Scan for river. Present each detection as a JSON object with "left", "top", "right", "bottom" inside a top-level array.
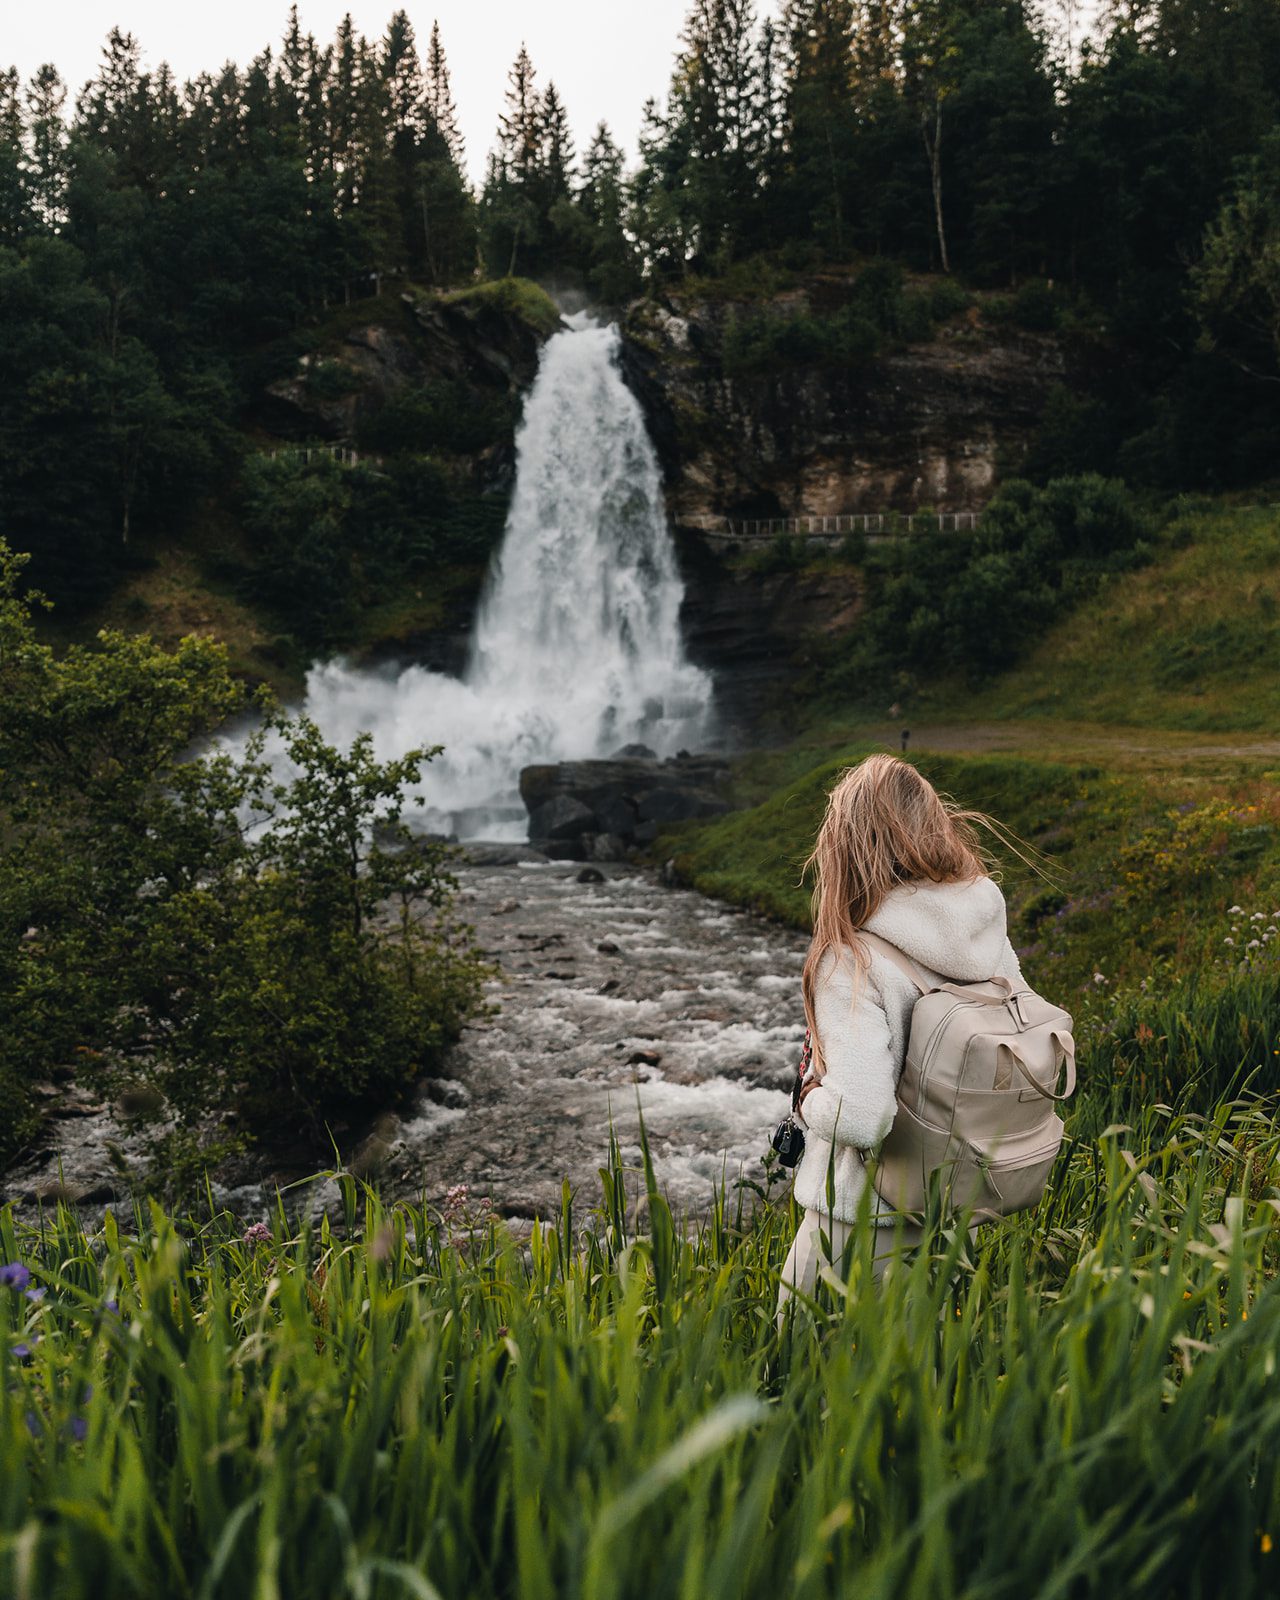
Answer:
[{"left": 4, "top": 855, "right": 808, "bottom": 1229}]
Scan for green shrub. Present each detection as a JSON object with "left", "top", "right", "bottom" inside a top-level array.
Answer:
[
  {"left": 928, "top": 277, "right": 973, "bottom": 322},
  {"left": 304, "top": 356, "right": 361, "bottom": 399},
  {"left": 835, "top": 474, "right": 1152, "bottom": 692},
  {"left": 237, "top": 452, "right": 505, "bottom": 648},
  {"left": 442, "top": 276, "right": 563, "bottom": 337},
  {"left": 1010, "top": 278, "right": 1060, "bottom": 331},
  {"left": 0, "top": 544, "right": 486, "bottom": 1185},
  {"left": 357, "top": 378, "right": 516, "bottom": 456},
  {"left": 720, "top": 261, "right": 947, "bottom": 377}
]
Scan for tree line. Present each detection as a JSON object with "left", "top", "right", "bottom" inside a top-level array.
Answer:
[{"left": 2, "top": 0, "right": 1279, "bottom": 612}]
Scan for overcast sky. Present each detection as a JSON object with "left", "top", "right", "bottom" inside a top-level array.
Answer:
[{"left": 5, "top": 2, "right": 797, "bottom": 186}]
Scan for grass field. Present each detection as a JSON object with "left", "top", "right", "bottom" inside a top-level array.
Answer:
[
  {"left": 803, "top": 498, "right": 1280, "bottom": 736},
  {"left": 3, "top": 1054, "right": 1280, "bottom": 1599}
]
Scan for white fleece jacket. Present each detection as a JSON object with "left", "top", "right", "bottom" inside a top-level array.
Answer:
[{"left": 791, "top": 874, "right": 1024, "bottom": 1224}]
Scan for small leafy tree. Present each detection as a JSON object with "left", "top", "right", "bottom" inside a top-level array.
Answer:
[{"left": 0, "top": 540, "right": 485, "bottom": 1180}]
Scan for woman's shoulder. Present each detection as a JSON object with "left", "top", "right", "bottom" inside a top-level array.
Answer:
[{"left": 813, "top": 936, "right": 906, "bottom": 1005}]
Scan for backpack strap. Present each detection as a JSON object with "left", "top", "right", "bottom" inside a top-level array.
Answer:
[{"left": 857, "top": 929, "right": 931, "bottom": 995}]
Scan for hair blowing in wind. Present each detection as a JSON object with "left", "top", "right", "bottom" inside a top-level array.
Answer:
[{"left": 800, "top": 755, "right": 999, "bottom": 1073}]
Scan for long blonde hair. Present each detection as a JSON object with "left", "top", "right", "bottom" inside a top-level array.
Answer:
[{"left": 800, "top": 754, "right": 997, "bottom": 1072}]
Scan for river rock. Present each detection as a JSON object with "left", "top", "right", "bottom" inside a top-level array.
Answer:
[
  {"left": 519, "top": 754, "right": 732, "bottom": 847},
  {"left": 462, "top": 842, "right": 550, "bottom": 866},
  {"left": 591, "top": 833, "right": 629, "bottom": 862},
  {"left": 528, "top": 793, "right": 596, "bottom": 843},
  {"left": 636, "top": 787, "right": 729, "bottom": 823}
]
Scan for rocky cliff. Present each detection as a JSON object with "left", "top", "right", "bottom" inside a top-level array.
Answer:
[
  {"left": 615, "top": 272, "right": 1080, "bottom": 727},
  {"left": 242, "top": 272, "right": 1082, "bottom": 735},
  {"left": 618, "top": 276, "right": 1071, "bottom": 531},
  {"left": 256, "top": 282, "right": 562, "bottom": 496}
]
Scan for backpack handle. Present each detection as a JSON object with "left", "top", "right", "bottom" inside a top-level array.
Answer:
[
  {"left": 1001, "top": 1032, "right": 1077, "bottom": 1101},
  {"left": 938, "top": 977, "right": 1015, "bottom": 1005}
]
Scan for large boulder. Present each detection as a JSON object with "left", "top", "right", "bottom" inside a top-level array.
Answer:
[
  {"left": 528, "top": 794, "right": 597, "bottom": 843},
  {"left": 519, "top": 754, "right": 732, "bottom": 849},
  {"left": 636, "top": 787, "right": 729, "bottom": 824}
]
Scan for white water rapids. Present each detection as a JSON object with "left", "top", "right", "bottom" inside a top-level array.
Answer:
[{"left": 281, "top": 310, "right": 715, "bottom": 839}]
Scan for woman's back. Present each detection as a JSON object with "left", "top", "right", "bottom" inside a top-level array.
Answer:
[{"left": 790, "top": 873, "right": 1024, "bottom": 1224}]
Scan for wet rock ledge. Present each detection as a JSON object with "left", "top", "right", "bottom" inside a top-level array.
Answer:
[{"left": 520, "top": 748, "right": 732, "bottom": 860}]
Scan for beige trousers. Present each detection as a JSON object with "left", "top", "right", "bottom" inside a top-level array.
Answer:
[
  {"left": 775, "top": 1208, "right": 917, "bottom": 1323},
  {"left": 775, "top": 1202, "right": 980, "bottom": 1325}
]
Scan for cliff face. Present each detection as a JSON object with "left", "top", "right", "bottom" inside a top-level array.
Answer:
[
  {"left": 255, "top": 285, "right": 561, "bottom": 497},
  {"left": 619, "top": 287, "right": 1069, "bottom": 532},
  {"left": 615, "top": 278, "right": 1077, "bottom": 728},
  {"left": 239, "top": 275, "right": 1081, "bottom": 737}
]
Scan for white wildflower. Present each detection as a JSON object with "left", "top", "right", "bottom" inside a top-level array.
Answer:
[
  {"left": 1248, "top": 939, "right": 1262, "bottom": 950},
  {"left": 1253, "top": 912, "right": 1266, "bottom": 921},
  {"left": 1224, "top": 938, "right": 1236, "bottom": 946},
  {"left": 1229, "top": 904, "right": 1243, "bottom": 914},
  {"left": 1092, "top": 971, "right": 1107, "bottom": 985}
]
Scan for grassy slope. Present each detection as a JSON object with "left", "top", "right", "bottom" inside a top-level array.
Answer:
[
  {"left": 666, "top": 498, "right": 1280, "bottom": 1007},
  {"left": 901, "top": 499, "right": 1280, "bottom": 733}
]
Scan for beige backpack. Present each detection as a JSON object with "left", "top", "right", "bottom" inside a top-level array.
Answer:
[{"left": 858, "top": 930, "right": 1076, "bottom": 1222}]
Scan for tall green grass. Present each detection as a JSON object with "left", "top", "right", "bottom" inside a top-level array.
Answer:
[{"left": 3, "top": 1055, "right": 1280, "bottom": 1599}]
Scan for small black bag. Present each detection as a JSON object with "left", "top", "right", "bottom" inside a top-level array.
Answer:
[{"left": 770, "top": 1028, "right": 813, "bottom": 1169}]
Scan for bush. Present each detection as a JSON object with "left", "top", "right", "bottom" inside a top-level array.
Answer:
[
  {"left": 720, "top": 260, "right": 947, "bottom": 377},
  {"left": 836, "top": 474, "right": 1152, "bottom": 692},
  {"left": 357, "top": 379, "right": 516, "bottom": 457},
  {"left": 928, "top": 277, "right": 973, "bottom": 322},
  {"left": 0, "top": 543, "right": 486, "bottom": 1183},
  {"left": 1010, "top": 278, "right": 1060, "bottom": 331},
  {"left": 237, "top": 452, "right": 504, "bottom": 648}
]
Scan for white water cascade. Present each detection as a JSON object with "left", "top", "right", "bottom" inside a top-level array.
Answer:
[{"left": 284, "top": 311, "right": 715, "bottom": 839}]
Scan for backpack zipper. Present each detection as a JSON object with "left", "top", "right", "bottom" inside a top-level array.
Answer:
[{"left": 914, "top": 999, "right": 970, "bottom": 1108}]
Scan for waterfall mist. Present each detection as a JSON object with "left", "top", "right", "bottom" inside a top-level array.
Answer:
[{"left": 266, "top": 311, "right": 715, "bottom": 839}]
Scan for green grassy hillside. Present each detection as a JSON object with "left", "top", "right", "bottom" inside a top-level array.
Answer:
[
  {"left": 896, "top": 498, "right": 1280, "bottom": 733},
  {"left": 666, "top": 498, "right": 1280, "bottom": 1012}
]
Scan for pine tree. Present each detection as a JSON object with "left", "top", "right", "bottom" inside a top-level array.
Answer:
[
  {"left": 382, "top": 10, "right": 425, "bottom": 139},
  {"left": 496, "top": 45, "right": 541, "bottom": 187},
  {"left": 425, "top": 22, "right": 464, "bottom": 166},
  {"left": 485, "top": 45, "right": 544, "bottom": 276},
  {"left": 663, "top": 0, "right": 768, "bottom": 266},
  {"left": 577, "top": 121, "right": 640, "bottom": 302},
  {"left": 780, "top": 0, "right": 858, "bottom": 252},
  {"left": 0, "top": 67, "right": 27, "bottom": 244},
  {"left": 329, "top": 14, "right": 363, "bottom": 212},
  {"left": 25, "top": 64, "right": 69, "bottom": 229}
]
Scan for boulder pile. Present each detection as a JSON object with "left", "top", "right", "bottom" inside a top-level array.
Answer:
[{"left": 519, "top": 747, "right": 732, "bottom": 861}]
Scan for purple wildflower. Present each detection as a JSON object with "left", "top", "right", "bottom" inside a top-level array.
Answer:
[
  {"left": 242, "top": 1223, "right": 272, "bottom": 1249},
  {"left": 24, "top": 1286, "right": 45, "bottom": 1304},
  {"left": 0, "top": 1262, "right": 31, "bottom": 1292},
  {"left": 24, "top": 1412, "right": 41, "bottom": 1439},
  {"left": 66, "top": 1416, "right": 88, "bottom": 1443},
  {"left": 11, "top": 1342, "right": 31, "bottom": 1360},
  {"left": 102, "top": 1298, "right": 119, "bottom": 1315}
]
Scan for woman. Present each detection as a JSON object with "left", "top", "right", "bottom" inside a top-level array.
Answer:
[{"left": 775, "top": 753, "right": 1025, "bottom": 1321}]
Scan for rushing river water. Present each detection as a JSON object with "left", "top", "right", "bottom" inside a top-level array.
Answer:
[{"left": 5, "top": 858, "right": 807, "bottom": 1228}]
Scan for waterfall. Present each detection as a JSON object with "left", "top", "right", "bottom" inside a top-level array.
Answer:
[{"left": 284, "top": 311, "right": 715, "bottom": 839}]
